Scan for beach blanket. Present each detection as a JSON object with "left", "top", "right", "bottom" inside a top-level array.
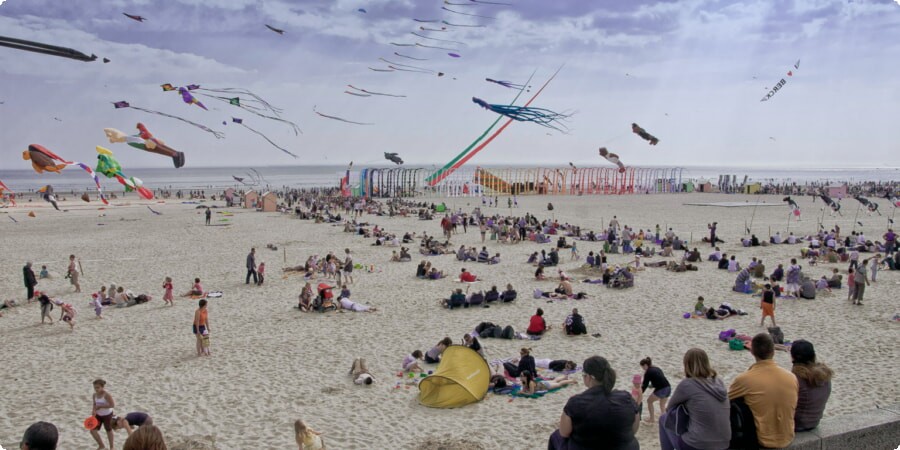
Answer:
[{"left": 508, "top": 384, "right": 569, "bottom": 399}]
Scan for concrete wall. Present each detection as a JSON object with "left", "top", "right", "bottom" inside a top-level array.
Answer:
[{"left": 783, "top": 403, "right": 900, "bottom": 450}]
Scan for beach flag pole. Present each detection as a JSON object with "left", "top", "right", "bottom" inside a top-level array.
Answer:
[
  {"left": 786, "top": 211, "right": 792, "bottom": 234},
  {"left": 283, "top": 247, "right": 286, "bottom": 264},
  {"left": 851, "top": 203, "right": 861, "bottom": 234},
  {"left": 78, "top": 259, "right": 84, "bottom": 276}
]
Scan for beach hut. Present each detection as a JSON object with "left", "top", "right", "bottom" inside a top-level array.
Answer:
[
  {"left": 243, "top": 190, "right": 258, "bottom": 209},
  {"left": 418, "top": 346, "right": 489, "bottom": 408},
  {"left": 682, "top": 180, "right": 695, "bottom": 193},
  {"left": 260, "top": 191, "right": 278, "bottom": 212},
  {"left": 827, "top": 185, "right": 848, "bottom": 199},
  {"left": 696, "top": 180, "right": 714, "bottom": 193},
  {"left": 744, "top": 182, "right": 762, "bottom": 194}
]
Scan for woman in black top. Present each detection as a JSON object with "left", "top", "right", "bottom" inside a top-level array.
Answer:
[
  {"left": 503, "top": 347, "right": 535, "bottom": 377},
  {"left": 640, "top": 356, "right": 671, "bottom": 423}
]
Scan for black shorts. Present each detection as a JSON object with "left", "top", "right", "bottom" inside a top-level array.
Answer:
[{"left": 193, "top": 325, "right": 207, "bottom": 335}]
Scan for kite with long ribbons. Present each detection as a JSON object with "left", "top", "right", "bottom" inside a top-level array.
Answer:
[
  {"left": 472, "top": 97, "right": 570, "bottom": 133},
  {"left": 486, "top": 78, "right": 530, "bottom": 90},
  {"left": 346, "top": 85, "right": 406, "bottom": 98},
  {"left": 22, "top": 144, "right": 109, "bottom": 204},
  {"left": 819, "top": 193, "right": 841, "bottom": 215},
  {"left": 394, "top": 52, "right": 428, "bottom": 61},
  {"left": 162, "top": 84, "right": 301, "bottom": 135},
  {"left": 104, "top": 123, "right": 186, "bottom": 168},
  {"left": 442, "top": 20, "right": 485, "bottom": 28},
  {"left": 441, "top": 6, "right": 495, "bottom": 19},
  {"left": 427, "top": 67, "right": 561, "bottom": 186},
  {"left": 313, "top": 106, "right": 373, "bottom": 125},
  {"left": 854, "top": 195, "right": 880, "bottom": 215},
  {"left": 229, "top": 118, "right": 298, "bottom": 158},
  {"left": 783, "top": 196, "right": 801, "bottom": 218},
  {"left": 760, "top": 59, "right": 800, "bottom": 102},
  {"left": 95, "top": 146, "right": 154, "bottom": 200},
  {"left": 123, "top": 13, "right": 146, "bottom": 22},
  {"left": 0, "top": 35, "right": 97, "bottom": 62},
  {"left": 38, "top": 185, "right": 60, "bottom": 211},
  {"left": 113, "top": 101, "right": 224, "bottom": 138},
  {"left": 410, "top": 32, "right": 467, "bottom": 47}
]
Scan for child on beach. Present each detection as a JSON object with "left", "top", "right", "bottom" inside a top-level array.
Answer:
[
  {"left": 61, "top": 302, "right": 76, "bottom": 330},
  {"left": 91, "top": 293, "right": 104, "bottom": 319},
  {"left": 162, "top": 277, "right": 174, "bottom": 306},
  {"left": 694, "top": 296, "right": 706, "bottom": 314},
  {"left": 402, "top": 350, "right": 424, "bottom": 372},
  {"left": 570, "top": 241, "right": 579, "bottom": 260},
  {"left": 760, "top": 284, "right": 777, "bottom": 327},
  {"left": 847, "top": 268, "right": 856, "bottom": 301},
  {"left": 639, "top": 357, "right": 671, "bottom": 423},
  {"left": 183, "top": 278, "right": 205, "bottom": 298},
  {"left": 193, "top": 299, "right": 210, "bottom": 357},
  {"left": 257, "top": 262, "right": 266, "bottom": 286},
  {"left": 201, "top": 329, "right": 211, "bottom": 356},
  {"left": 871, "top": 254, "right": 880, "bottom": 282},
  {"left": 39, "top": 265, "right": 49, "bottom": 279},
  {"left": 294, "top": 419, "right": 325, "bottom": 450},
  {"left": 631, "top": 374, "right": 644, "bottom": 419}
]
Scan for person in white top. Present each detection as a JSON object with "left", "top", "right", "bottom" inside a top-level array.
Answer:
[{"left": 350, "top": 358, "right": 375, "bottom": 385}]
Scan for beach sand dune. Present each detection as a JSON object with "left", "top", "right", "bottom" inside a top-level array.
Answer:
[{"left": 0, "top": 193, "right": 896, "bottom": 449}]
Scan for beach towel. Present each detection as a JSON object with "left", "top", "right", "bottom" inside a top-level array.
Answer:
[{"left": 509, "top": 384, "right": 568, "bottom": 399}]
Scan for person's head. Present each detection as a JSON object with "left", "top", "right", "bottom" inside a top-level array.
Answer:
[
  {"left": 93, "top": 378, "right": 106, "bottom": 393},
  {"left": 790, "top": 339, "right": 817, "bottom": 365},
  {"left": 535, "top": 308, "right": 544, "bottom": 316},
  {"left": 165, "top": 276, "right": 172, "bottom": 283},
  {"left": 751, "top": 333, "right": 775, "bottom": 361},
  {"left": 122, "top": 424, "right": 167, "bottom": 450},
  {"left": 463, "top": 334, "right": 473, "bottom": 344},
  {"left": 683, "top": 348, "right": 717, "bottom": 379},
  {"left": 69, "top": 254, "right": 75, "bottom": 260},
  {"left": 563, "top": 360, "right": 577, "bottom": 371},
  {"left": 26, "top": 261, "right": 33, "bottom": 268},
  {"left": 461, "top": 268, "right": 466, "bottom": 273},
  {"left": 696, "top": 296, "right": 704, "bottom": 304},
  {"left": 194, "top": 278, "right": 200, "bottom": 283},
  {"left": 412, "top": 350, "right": 423, "bottom": 359},
  {"left": 20, "top": 421, "right": 58, "bottom": 450},
  {"left": 489, "top": 374, "right": 507, "bottom": 389},
  {"left": 519, "top": 370, "right": 535, "bottom": 385},
  {"left": 862, "top": 259, "right": 869, "bottom": 266},
  {"left": 439, "top": 337, "right": 452, "bottom": 347},
  {"left": 294, "top": 420, "right": 310, "bottom": 441},
  {"left": 506, "top": 283, "right": 513, "bottom": 291},
  {"left": 251, "top": 247, "right": 256, "bottom": 253},
  {"left": 582, "top": 356, "right": 616, "bottom": 394},
  {"left": 117, "top": 286, "right": 124, "bottom": 293},
  {"left": 519, "top": 347, "right": 531, "bottom": 357},
  {"left": 199, "top": 299, "right": 208, "bottom": 308},
  {"left": 571, "top": 308, "right": 578, "bottom": 316},
  {"left": 791, "top": 258, "right": 797, "bottom": 264},
  {"left": 632, "top": 374, "right": 642, "bottom": 386},
  {"left": 639, "top": 356, "right": 653, "bottom": 370}
]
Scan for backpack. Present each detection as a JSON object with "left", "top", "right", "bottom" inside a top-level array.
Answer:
[
  {"left": 729, "top": 398, "right": 759, "bottom": 450},
  {"left": 500, "top": 325, "right": 515, "bottom": 339}
]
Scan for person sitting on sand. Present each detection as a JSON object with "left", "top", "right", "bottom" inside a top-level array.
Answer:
[
  {"left": 564, "top": 308, "right": 587, "bottom": 335},
  {"left": 399, "top": 247, "right": 411, "bottom": 261},
  {"left": 442, "top": 289, "right": 467, "bottom": 309},
  {"left": 535, "top": 265, "right": 547, "bottom": 280},
  {"left": 527, "top": 308, "right": 550, "bottom": 335},
  {"left": 708, "top": 247, "right": 722, "bottom": 261},
  {"left": 294, "top": 419, "right": 325, "bottom": 450},
  {"left": 485, "top": 285, "right": 501, "bottom": 303},
  {"left": 554, "top": 279, "right": 574, "bottom": 298},
  {"left": 519, "top": 370, "right": 578, "bottom": 395},
  {"left": 500, "top": 284, "right": 517, "bottom": 302},
  {"left": 403, "top": 350, "right": 424, "bottom": 372},
  {"left": 298, "top": 282, "right": 314, "bottom": 311},
  {"left": 463, "top": 334, "right": 485, "bottom": 357},
  {"left": 181, "top": 278, "right": 205, "bottom": 298},
  {"left": 489, "top": 252, "right": 501, "bottom": 264},
  {"left": 349, "top": 358, "right": 375, "bottom": 385},
  {"left": 424, "top": 337, "right": 453, "bottom": 364},
  {"left": 338, "top": 297, "right": 377, "bottom": 312},
  {"left": 459, "top": 268, "right": 477, "bottom": 282}
]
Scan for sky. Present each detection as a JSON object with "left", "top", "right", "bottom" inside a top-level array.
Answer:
[{"left": 1, "top": 0, "right": 899, "bottom": 169}]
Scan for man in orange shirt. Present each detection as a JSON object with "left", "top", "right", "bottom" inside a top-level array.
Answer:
[{"left": 728, "top": 333, "right": 798, "bottom": 448}]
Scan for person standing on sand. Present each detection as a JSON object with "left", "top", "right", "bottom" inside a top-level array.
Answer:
[
  {"left": 205, "top": 207, "right": 211, "bottom": 226},
  {"left": 193, "top": 299, "right": 210, "bottom": 356},
  {"left": 246, "top": 248, "right": 258, "bottom": 284},
  {"left": 67, "top": 254, "right": 81, "bottom": 293},
  {"left": 24, "top": 261, "right": 37, "bottom": 303},
  {"left": 708, "top": 222, "right": 718, "bottom": 247}
]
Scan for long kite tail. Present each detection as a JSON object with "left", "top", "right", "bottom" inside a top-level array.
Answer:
[
  {"left": 70, "top": 162, "right": 109, "bottom": 205},
  {"left": 426, "top": 70, "right": 538, "bottom": 185},
  {"left": 429, "top": 65, "right": 564, "bottom": 186},
  {"left": 239, "top": 123, "right": 299, "bottom": 158},
  {"left": 127, "top": 105, "right": 225, "bottom": 138}
]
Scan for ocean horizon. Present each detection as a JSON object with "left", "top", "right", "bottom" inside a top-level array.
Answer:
[{"left": 1, "top": 165, "right": 897, "bottom": 193}]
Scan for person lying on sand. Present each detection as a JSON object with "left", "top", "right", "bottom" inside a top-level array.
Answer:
[{"left": 349, "top": 358, "right": 375, "bottom": 385}]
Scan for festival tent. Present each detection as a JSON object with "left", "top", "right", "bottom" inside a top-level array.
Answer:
[{"left": 418, "top": 345, "right": 489, "bottom": 408}]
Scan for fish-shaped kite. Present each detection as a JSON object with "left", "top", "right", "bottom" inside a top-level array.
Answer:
[
  {"left": 123, "top": 13, "right": 147, "bottom": 22},
  {"left": 265, "top": 24, "right": 285, "bottom": 35}
]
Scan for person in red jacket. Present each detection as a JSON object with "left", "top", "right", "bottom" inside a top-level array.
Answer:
[
  {"left": 459, "top": 268, "right": 477, "bottom": 282},
  {"left": 527, "top": 308, "right": 550, "bottom": 335}
]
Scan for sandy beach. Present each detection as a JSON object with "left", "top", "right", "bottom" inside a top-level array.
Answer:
[{"left": 1, "top": 192, "right": 897, "bottom": 449}]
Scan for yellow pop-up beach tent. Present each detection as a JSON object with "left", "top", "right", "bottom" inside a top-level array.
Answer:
[{"left": 418, "top": 345, "right": 490, "bottom": 408}]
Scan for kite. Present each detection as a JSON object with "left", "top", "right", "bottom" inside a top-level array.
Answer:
[
  {"left": 441, "top": 6, "right": 495, "bottom": 19},
  {"left": 427, "top": 67, "right": 560, "bottom": 186},
  {"left": 265, "top": 24, "right": 285, "bottom": 35},
  {"left": 0, "top": 180, "right": 16, "bottom": 206},
  {"left": 358, "top": 8, "right": 367, "bottom": 13},
  {"left": 344, "top": 91, "right": 371, "bottom": 97},
  {"left": 378, "top": 58, "right": 439, "bottom": 74},
  {"left": 854, "top": 195, "right": 880, "bottom": 215},
  {"left": 368, "top": 67, "right": 395, "bottom": 72},
  {"left": 410, "top": 32, "right": 467, "bottom": 47},
  {"left": 229, "top": 118, "right": 298, "bottom": 158},
  {"left": 23, "top": 145, "right": 108, "bottom": 204},
  {"left": 631, "top": 123, "right": 659, "bottom": 145},
  {"left": 885, "top": 192, "right": 900, "bottom": 208},
  {"left": 178, "top": 87, "right": 207, "bottom": 110},
  {"left": 38, "top": 185, "right": 60, "bottom": 211},
  {"left": 103, "top": 124, "right": 186, "bottom": 168},
  {"left": 470, "top": 0, "right": 513, "bottom": 4},
  {"left": 783, "top": 196, "right": 801, "bottom": 218},
  {"left": 472, "top": 97, "right": 570, "bottom": 133},
  {"left": 448, "top": 53, "right": 461, "bottom": 58},
  {"left": 148, "top": 206, "right": 162, "bottom": 215},
  {"left": 419, "top": 26, "right": 447, "bottom": 32},
  {"left": 414, "top": 18, "right": 440, "bottom": 23},
  {"left": 163, "top": 84, "right": 301, "bottom": 135},
  {"left": 0, "top": 35, "right": 97, "bottom": 62},
  {"left": 346, "top": 85, "right": 406, "bottom": 98},
  {"left": 598, "top": 147, "right": 626, "bottom": 173},
  {"left": 760, "top": 58, "right": 800, "bottom": 102},
  {"left": 123, "top": 13, "right": 146, "bottom": 22},
  {"left": 95, "top": 146, "right": 154, "bottom": 200},
  {"left": 390, "top": 42, "right": 416, "bottom": 47},
  {"left": 394, "top": 52, "right": 428, "bottom": 61},
  {"left": 385, "top": 153, "right": 404, "bottom": 165},
  {"left": 415, "top": 42, "right": 459, "bottom": 53},
  {"left": 819, "top": 193, "right": 841, "bottom": 215},
  {"left": 442, "top": 20, "right": 485, "bottom": 28},
  {"left": 486, "top": 78, "right": 529, "bottom": 90},
  {"left": 113, "top": 101, "right": 224, "bottom": 138},
  {"left": 313, "top": 106, "right": 373, "bottom": 125}
]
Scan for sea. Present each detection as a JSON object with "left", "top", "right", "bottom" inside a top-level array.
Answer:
[{"left": 1, "top": 165, "right": 897, "bottom": 193}]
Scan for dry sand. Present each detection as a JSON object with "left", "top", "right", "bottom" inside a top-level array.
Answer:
[{"left": 0, "top": 193, "right": 897, "bottom": 449}]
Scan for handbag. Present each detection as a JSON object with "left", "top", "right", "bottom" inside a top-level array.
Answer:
[{"left": 664, "top": 403, "right": 690, "bottom": 436}]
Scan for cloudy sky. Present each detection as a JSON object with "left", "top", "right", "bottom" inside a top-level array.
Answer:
[{"left": 1, "top": 0, "right": 899, "bottom": 169}]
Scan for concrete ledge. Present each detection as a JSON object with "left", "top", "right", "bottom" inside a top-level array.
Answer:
[{"left": 782, "top": 403, "right": 900, "bottom": 450}]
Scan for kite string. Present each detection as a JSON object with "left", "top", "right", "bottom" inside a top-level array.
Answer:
[{"left": 129, "top": 106, "right": 224, "bottom": 138}]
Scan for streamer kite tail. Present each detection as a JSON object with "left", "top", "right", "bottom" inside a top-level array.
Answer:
[{"left": 231, "top": 118, "right": 298, "bottom": 158}]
